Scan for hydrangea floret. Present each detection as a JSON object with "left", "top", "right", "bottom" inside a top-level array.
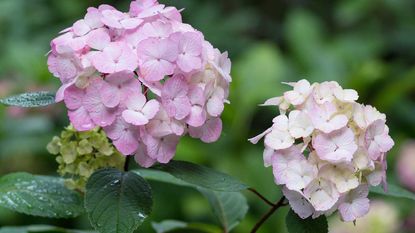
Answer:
[
  {"left": 47, "top": 125, "right": 125, "bottom": 191},
  {"left": 47, "top": 0, "right": 231, "bottom": 167},
  {"left": 249, "top": 79, "right": 394, "bottom": 222}
]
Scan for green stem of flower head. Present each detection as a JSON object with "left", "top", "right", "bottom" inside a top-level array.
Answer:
[
  {"left": 250, "top": 196, "right": 287, "bottom": 233},
  {"left": 124, "top": 155, "right": 131, "bottom": 171}
]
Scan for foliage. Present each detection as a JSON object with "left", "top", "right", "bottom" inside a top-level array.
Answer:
[{"left": 0, "top": 173, "right": 83, "bottom": 218}]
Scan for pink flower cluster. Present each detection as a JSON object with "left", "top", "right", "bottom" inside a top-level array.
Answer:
[
  {"left": 48, "top": 0, "right": 231, "bottom": 167},
  {"left": 250, "top": 80, "right": 394, "bottom": 222}
]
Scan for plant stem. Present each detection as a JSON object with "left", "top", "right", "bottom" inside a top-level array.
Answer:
[
  {"left": 248, "top": 188, "right": 275, "bottom": 207},
  {"left": 250, "top": 196, "right": 286, "bottom": 233},
  {"left": 124, "top": 155, "right": 131, "bottom": 171}
]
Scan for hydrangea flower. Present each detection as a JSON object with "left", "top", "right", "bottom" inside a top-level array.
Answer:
[
  {"left": 249, "top": 79, "right": 394, "bottom": 222},
  {"left": 47, "top": 125, "right": 125, "bottom": 191},
  {"left": 48, "top": 0, "right": 231, "bottom": 168}
]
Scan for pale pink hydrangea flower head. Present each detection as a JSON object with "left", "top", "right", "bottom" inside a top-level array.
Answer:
[
  {"left": 48, "top": 0, "right": 231, "bottom": 168},
  {"left": 250, "top": 79, "right": 394, "bottom": 222}
]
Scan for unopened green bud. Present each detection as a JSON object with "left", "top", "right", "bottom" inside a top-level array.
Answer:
[{"left": 47, "top": 125, "right": 125, "bottom": 192}]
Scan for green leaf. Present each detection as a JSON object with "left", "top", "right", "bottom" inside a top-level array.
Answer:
[
  {"left": 0, "top": 173, "right": 84, "bottom": 218},
  {"left": 85, "top": 168, "right": 153, "bottom": 233},
  {"left": 370, "top": 184, "right": 415, "bottom": 201},
  {"left": 0, "top": 225, "right": 96, "bottom": 233},
  {"left": 286, "top": 209, "right": 328, "bottom": 233},
  {"left": 134, "top": 169, "right": 249, "bottom": 233},
  {"left": 197, "top": 188, "right": 248, "bottom": 233},
  {"left": 151, "top": 220, "right": 222, "bottom": 233},
  {"left": 154, "top": 160, "right": 248, "bottom": 192},
  {"left": 135, "top": 169, "right": 190, "bottom": 187},
  {"left": 0, "top": 91, "right": 55, "bottom": 107},
  {"left": 152, "top": 220, "right": 188, "bottom": 233}
]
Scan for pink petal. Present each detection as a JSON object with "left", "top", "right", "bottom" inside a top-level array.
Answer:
[
  {"left": 47, "top": 54, "right": 78, "bottom": 82},
  {"left": 120, "top": 17, "right": 143, "bottom": 30},
  {"left": 114, "top": 131, "right": 139, "bottom": 155},
  {"left": 142, "top": 99, "right": 160, "bottom": 120},
  {"left": 86, "top": 28, "right": 111, "bottom": 50},
  {"left": 63, "top": 84, "right": 84, "bottom": 110},
  {"left": 100, "top": 82, "right": 120, "bottom": 108},
  {"left": 92, "top": 52, "right": 116, "bottom": 73},
  {"left": 206, "top": 95, "right": 224, "bottom": 117},
  {"left": 68, "top": 107, "right": 95, "bottom": 131},
  {"left": 140, "top": 59, "right": 175, "bottom": 81},
  {"left": 177, "top": 54, "right": 202, "bottom": 73},
  {"left": 142, "top": 133, "right": 180, "bottom": 163},
  {"left": 125, "top": 93, "right": 146, "bottom": 111},
  {"left": 189, "top": 118, "right": 222, "bottom": 143},
  {"left": 122, "top": 109, "right": 149, "bottom": 126},
  {"left": 101, "top": 9, "right": 124, "bottom": 29},
  {"left": 282, "top": 187, "right": 314, "bottom": 219},
  {"left": 73, "top": 19, "right": 91, "bottom": 36},
  {"left": 162, "top": 75, "right": 189, "bottom": 100},
  {"left": 186, "top": 105, "right": 207, "bottom": 127},
  {"left": 85, "top": 7, "right": 104, "bottom": 29},
  {"left": 134, "top": 144, "right": 157, "bottom": 168},
  {"left": 312, "top": 127, "right": 357, "bottom": 163},
  {"left": 115, "top": 46, "right": 138, "bottom": 72}
]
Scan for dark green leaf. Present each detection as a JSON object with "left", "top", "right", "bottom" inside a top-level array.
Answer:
[
  {"left": 154, "top": 160, "right": 248, "bottom": 192},
  {"left": 286, "top": 209, "right": 328, "bottom": 233},
  {"left": 0, "top": 91, "right": 55, "bottom": 107},
  {"left": 85, "top": 168, "right": 153, "bottom": 233},
  {"left": 0, "top": 173, "right": 84, "bottom": 218},
  {"left": 198, "top": 188, "right": 248, "bottom": 233},
  {"left": 134, "top": 169, "right": 249, "bottom": 233},
  {"left": 135, "top": 169, "right": 190, "bottom": 187},
  {"left": 370, "top": 184, "right": 415, "bottom": 201},
  {"left": 151, "top": 220, "right": 222, "bottom": 233},
  {"left": 0, "top": 225, "right": 96, "bottom": 233}
]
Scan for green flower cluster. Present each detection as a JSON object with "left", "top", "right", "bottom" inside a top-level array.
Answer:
[{"left": 47, "top": 125, "right": 125, "bottom": 191}]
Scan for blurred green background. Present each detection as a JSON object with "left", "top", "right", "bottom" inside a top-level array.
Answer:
[{"left": 0, "top": 0, "right": 415, "bottom": 232}]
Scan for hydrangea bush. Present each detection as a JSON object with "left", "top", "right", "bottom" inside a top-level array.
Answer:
[{"left": 0, "top": 1, "right": 413, "bottom": 233}]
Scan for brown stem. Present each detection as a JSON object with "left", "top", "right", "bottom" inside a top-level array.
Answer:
[
  {"left": 250, "top": 196, "right": 286, "bottom": 233},
  {"left": 124, "top": 155, "right": 131, "bottom": 171},
  {"left": 248, "top": 188, "right": 275, "bottom": 207}
]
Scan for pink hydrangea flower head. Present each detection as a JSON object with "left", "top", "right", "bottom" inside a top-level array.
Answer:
[
  {"left": 48, "top": 0, "right": 232, "bottom": 166},
  {"left": 250, "top": 79, "right": 394, "bottom": 222}
]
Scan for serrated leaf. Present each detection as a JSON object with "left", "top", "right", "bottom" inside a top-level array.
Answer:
[
  {"left": 151, "top": 220, "right": 222, "bottom": 233},
  {"left": 0, "top": 173, "right": 84, "bottom": 218},
  {"left": 85, "top": 168, "right": 153, "bottom": 233},
  {"left": 135, "top": 169, "right": 249, "bottom": 233},
  {"left": 0, "top": 91, "right": 56, "bottom": 107},
  {"left": 197, "top": 188, "right": 248, "bottom": 233},
  {"left": 286, "top": 209, "right": 328, "bottom": 233},
  {"left": 154, "top": 160, "right": 248, "bottom": 192},
  {"left": 0, "top": 225, "right": 97, "bottom": 233},
  {"left": 370, "top": 183, "right": 415, "bottom": 201},
  {"left": 135, "top": 169, "right": 190, "bottom": 187}
]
